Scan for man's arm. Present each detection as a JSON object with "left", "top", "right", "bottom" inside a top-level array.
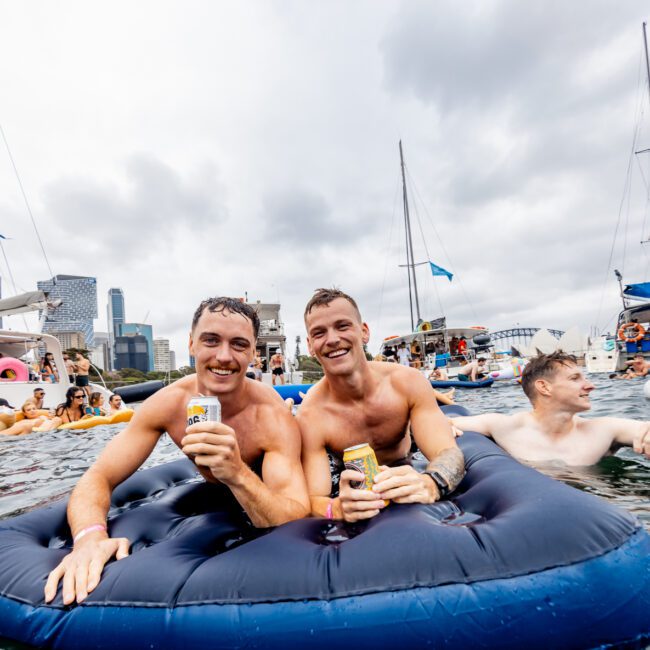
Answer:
[
  {"left": 182, "top": 407, "right": 309, "bottom": 527},
  {"left": 606, "top": 417, "right": 650, "bottom": 458},
  {"left": 469, "top": 364, "right": 478, "bottom": 382},
  {"left": 373, "top": 370, "right": 464, "bottom": 505},
  {"left": 451, "top": 413, "right": 505, "bottom": 437},
  {"left": 44, "top": 393, "right": 169, "bottom": 605}
]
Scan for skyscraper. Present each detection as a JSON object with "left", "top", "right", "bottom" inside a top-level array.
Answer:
[
  {"left": 37, "top": 275, "right": 98, "bottom": 349},
  {"left": 107, "top": 288, "right": 125, "bottom": 370},
  {"left": 153, "top": 338, "right": 171, "bottom": 372},
  {"left": 120, "top": 323, "right": 154, "bottom": 372}
]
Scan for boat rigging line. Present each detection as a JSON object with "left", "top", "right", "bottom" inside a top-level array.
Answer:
[{"left": 0, "top": 124, "right": 56, "bottom": 282}]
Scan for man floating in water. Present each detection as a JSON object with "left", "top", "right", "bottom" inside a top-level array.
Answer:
[
  {"left": 610, "top": 354, "right": 650, "bottom": 380},
  {"left": 297, "top": 288, "right": 464, "bottom": 522},
  {"left": 452, "top": 352, "right": 650, "bottom": 466},
  {"left": 44, "top": 297, "right": 309, "bottom": 606}
]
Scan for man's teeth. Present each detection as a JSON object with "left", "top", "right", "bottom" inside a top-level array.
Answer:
[
  {"left": 211, "top": 368, "right": 235, "bottom": 375},
  {"left": 327, "top": 349, "right": 348, "bottom": 358}
]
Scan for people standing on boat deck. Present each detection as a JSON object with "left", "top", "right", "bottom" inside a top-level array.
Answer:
[
  {"left": 33, "top": 388, "right": 46, "bottom": 409},
  {"left": 411, "top": 343, "right": 422, "bottom": 369},
  {"left": 44, "top": 297, "right": 309, "bottom": 606},
  {"left": 270, "top": 349, "right": 286, "bottom": 385},
  {"left": 0, "top": 400, "right": 61, "bottom": 436},
  {"left": 55, "top": 387, "right": 87, "bottom": 424},
  {"left": 63, "top": 354, "right": 76, "bottom": 383},
  {"left": 297, "top": 288, "right": 464, "bottom": 523},
  {"left": 253, "top": 354, "right": 263, "bottom": 381},
  {"left": 40, "top": 353, "right": 59, "bottom": 383},
  {"left": 107, "top": 394, "right": 124, "bottom": 414},
  {"left": 457, "top": 358, "right": 487, "bottom": 382},
  {"left": 74, "top": 353, "right": 91, "bottom": 399},
  {"left": 451, "top": 352, "right": 650, "bottom": 466},
  {"left": 396, "top": 342, "right": 411, "bottom": 366},
  {"left": 456, "top": 336, "right": 468, "bottom": 359},
  {"left": 449, "top": 336, "right": 459, "bottom": 358}
]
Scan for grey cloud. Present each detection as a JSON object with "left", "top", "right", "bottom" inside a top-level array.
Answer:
[{"left": 43, "top": 155, "right": 226, "bottom": 256}]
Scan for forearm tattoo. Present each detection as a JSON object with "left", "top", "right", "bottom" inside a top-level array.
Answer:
[{"left": 426, "top": 447, "right": 466, "bottom": 491}]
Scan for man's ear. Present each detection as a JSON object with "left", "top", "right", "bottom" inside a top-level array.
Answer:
[
  {"left": 535, "top": 378, "right": 551, "bottom": 398},
  {"left": 188, "top": 333, "right": 194, "bottom": 358},
  {"left": 306, "top": 336, "right": 314, "bottom": 356},
  {"left": 361, "top": 322, "right": 370, "bottom": 345}
]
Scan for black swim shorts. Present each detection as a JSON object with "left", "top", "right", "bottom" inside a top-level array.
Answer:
[{"left": 75, "top": 375, "right": 90, "bottom": 387}]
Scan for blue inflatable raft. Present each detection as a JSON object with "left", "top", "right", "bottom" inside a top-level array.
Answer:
[
  {"left": 0, "top": 407, "right": 648, "bottom": 649},
  {"left": 431, "top": 377, "right": 494, "bottom": 389}
]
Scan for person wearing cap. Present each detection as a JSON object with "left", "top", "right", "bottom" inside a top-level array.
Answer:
[
  {"left": 270, "top": 349, "right": 285, "bottom": 385},
  {"left": 0, "top": 398, "right": 16, "bottom": 432}
]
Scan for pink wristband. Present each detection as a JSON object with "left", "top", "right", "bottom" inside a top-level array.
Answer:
[
  {"left": 73, "top": 524, "right": 107, "bottom": 543},
  {"left": 325, "top": 500, "right": 334, "bottom": 520}
]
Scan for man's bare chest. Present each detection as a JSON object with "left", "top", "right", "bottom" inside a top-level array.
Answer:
[{"left": 322, "top": 401, "right": 410, "bottom": 455}]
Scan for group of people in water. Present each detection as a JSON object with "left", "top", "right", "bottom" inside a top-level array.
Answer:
[
  {"left": 33, "top": 289, "right": 650, "bottom": 606},
  {"left": 0, "top": 387, "right": 125, "bottom": 436}
]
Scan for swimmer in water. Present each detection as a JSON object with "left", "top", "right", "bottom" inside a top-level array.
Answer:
[{"left": 452, "top": 352, "right": 650, "bottom": 466}]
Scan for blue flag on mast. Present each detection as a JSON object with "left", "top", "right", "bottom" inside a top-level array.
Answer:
[{"left": 429, "top": 261, "right": 453, "bottom": 282}]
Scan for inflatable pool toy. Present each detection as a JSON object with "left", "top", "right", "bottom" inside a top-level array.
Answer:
[
  {"left": 489, "top": 357, "right": 527, "bottom": 381},
  {"left": 58, "top": 409, "right": 134, "bottom": 430},
  {"left": 1, "top": 407, "right": 647, "bottom": 649},
  {"left": 15, "top": 409, "right": 50, "bottom": 421},
  {"left": 0, "top": 357, "right": 29, "bottom": 381},
  {"left": 430, "top": 378, "right": 494, "bottom": 389},
  {"left": 644, "top": 380, "right": 650, "bottom": 400},
  {"left": 273, "top": 383, "right": 313, "bottom": 404}
]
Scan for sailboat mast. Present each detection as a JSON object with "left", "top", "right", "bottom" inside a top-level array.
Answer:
[
  {"left": 399, "top": 141, "right": 421, "bottom": 329},
  {"left": 643, "top": 23, "right": 650, "bottom": 107}
]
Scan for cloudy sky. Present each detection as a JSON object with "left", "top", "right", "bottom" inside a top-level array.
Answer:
[{"left": 1, "top": 1, "right": 650, "bottom": 365}]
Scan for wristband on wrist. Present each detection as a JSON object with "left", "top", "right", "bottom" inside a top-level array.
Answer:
[
  {"left": 325, "top": 500, "right": 334, "bottom": 520},
  {"left": 73, "top": 524, "right": 107, "bottom": 543}
]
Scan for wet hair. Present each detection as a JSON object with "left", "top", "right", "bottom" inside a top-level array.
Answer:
[
  {"left": 191, "top": 297, "right": 260, "bottom": 338},
  {"left": 303, "top": 288, "right": 361, "bottom": 321},
  {"left": 478, "top": 357, "right": 486, "bottom": 363},
  {"left": 109, "top": 394, "right": 121, "bottom": 405},
  {"left": 521, "top": 352, "right": 578, "bottom": 402},
  {"left": 245, "top": 371, "right": 256, "bottom": 380},
  {"left": 89, "top": 392, "right": 102, "bottom": 407}
]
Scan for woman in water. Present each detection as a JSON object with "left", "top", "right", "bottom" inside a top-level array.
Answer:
[
  {"left": 85, "top": 392, "right": 107, "bottom": 417},
  {"left": 55, "top": 387, "right": 87, "bottom": 424},
  {"left": 1, "top": 400, "right": 61, "bottom": 435}
]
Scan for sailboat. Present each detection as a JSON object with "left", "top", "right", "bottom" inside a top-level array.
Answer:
[
  {"left": 378, "top": 142, "right": 495, "bottom": 388},
  {"left": 586, "top": 22, "right": 650, "bottom": 375}
]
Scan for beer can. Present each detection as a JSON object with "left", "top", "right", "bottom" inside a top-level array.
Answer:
[
  {"left": 187, "top": 396, "right": 221, "bottom": 427},
  {"left": 343, "top": 443, "right": 389, "bottom": 504}
]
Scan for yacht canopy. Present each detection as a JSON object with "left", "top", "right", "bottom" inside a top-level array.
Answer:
[
  {"left": 0, "top": 291, "right": 61, "bottom": 318},
  {"left": 623, "top": 283, "right": 650, "bottom": 300}
]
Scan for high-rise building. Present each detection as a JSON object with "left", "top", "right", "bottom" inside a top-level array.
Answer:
[
  {"left": 120, "top": 323, "right": 154, "bottom": 371},
  {"left": 189, "top": 355, "right": 196, "bottom": 369},
  {"left": 53, "top": 331, "right": 86, "bottom": 351},
  {"left": 169, "top": 350, "right": 176, "bottom": 371},
  {"left": 107, "top": 288, "right": 125, "bottom": 370},
  {"left": 114, "top": 335, "right": 149, "bottom": 372},
  {"left": 91, "top": 332, "right": 110, "bottom": 371},
  {"left": 37, "top": 275, "right": 98, "bottom": 348},
  {"left": 153, "top": 338, "right": 171, "bottom": 372}
]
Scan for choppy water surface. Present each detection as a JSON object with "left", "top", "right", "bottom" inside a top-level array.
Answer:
[{"left": 1, "top": 375, "right": 648, "bottom": 529}]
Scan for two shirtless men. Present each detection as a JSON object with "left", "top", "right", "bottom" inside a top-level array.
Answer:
[
  {"left": 44, "top": 291, "right": 650, "bottom": 604},
  {"left": 45, "top": 291, "right": 462, "bottom": 605}
]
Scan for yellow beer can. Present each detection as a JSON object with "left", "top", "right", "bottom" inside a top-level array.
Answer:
[{"left": 343, "top": 443, "right": 389, "bottom": 504}]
